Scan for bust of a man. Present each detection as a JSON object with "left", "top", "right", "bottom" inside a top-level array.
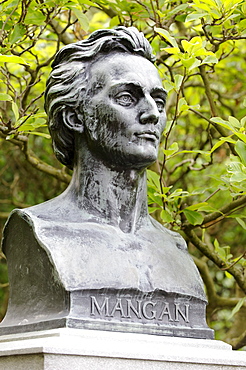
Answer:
[{"left": 1, "top": 27, "right": 213, "bottom": 338}]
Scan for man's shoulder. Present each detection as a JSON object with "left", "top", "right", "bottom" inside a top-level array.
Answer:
[
  {"left": 2, "top": 208, "right": 35, "bottom": 255},
  {"left": 10, "top": 195, "right": 71, "bottom": 223},
  {"left": 2, "top": 197, "right": 65, "bottom": 243},
  {"left": 4, "top": 208, "right": 33, "bottom": 230},
  {"left": 24, "top": 197, "right": 62, "bottom": 219},
  {"left": 149, "top": 216, "right": 187, "bottom": 251}
]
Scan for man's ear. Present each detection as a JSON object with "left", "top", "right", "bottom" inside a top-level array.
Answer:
[{"left": 62, "top": 107, "right": 84, "bottom": 133}]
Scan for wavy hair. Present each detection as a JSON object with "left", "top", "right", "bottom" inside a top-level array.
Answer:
[{"left": 44, "top": 27, "right": 156, "bottom": 168}]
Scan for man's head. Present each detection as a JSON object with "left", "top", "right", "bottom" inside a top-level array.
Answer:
[{"left": 45, "top": 27, "right": 166, "bottom": 169}]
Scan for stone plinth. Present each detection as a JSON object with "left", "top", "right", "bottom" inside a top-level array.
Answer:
[{"left": 0, "top": 329, "right": 245, "bottom": 370}]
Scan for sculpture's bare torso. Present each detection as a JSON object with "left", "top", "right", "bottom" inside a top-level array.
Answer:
[{"left": 20, "top": 197, "right": 204, "bottom": 298}]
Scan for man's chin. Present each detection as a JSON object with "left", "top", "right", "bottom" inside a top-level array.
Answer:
[
  {"left": 112, "top": 150, "right": 157, "bottom": 170},
  {"left": 129, "top": 145, "right": 158, "bottom": 165},
  {"left": 96, "top": 143, "right": 158, "bottom": 170}
]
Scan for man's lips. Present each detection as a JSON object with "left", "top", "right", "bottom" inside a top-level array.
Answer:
[{"left": 134, "top": 130, "right": 159, "bottom": 141}]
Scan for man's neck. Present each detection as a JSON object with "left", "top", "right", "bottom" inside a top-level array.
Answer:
[{"left": 66, "top": 147, "right": 149, "bottom": 234}]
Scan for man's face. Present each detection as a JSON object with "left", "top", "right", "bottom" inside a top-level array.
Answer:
[{"left": 82, "top": 53, "right": 167, "bottom": 169}]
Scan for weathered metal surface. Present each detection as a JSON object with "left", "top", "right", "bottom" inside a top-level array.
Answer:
[{"left": 0, "top": 27, "right": 213, "bottom": 339}]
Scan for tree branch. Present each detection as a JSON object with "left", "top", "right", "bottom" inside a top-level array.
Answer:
[
  {"left": 49, "top": 19, "right": 75, "bottom": 45},
  {"left": 0, "top": 132, "right": 71, "bottom": 184},
  {"left": 193, "top": 256, "right": 244, "bottom": 309},
  {"left": 229, "top": 330, "right": 246, "bottom": 350},
  {"left": 199, "top": 65, "right": 217, "bottom": 116},
  {"left": 185, "top": 228, "right": 246, "bottom": 293},
  {"left": 183, "top": 194, "right": 246, "bottom": 230},
  {"left": 0, "top": 212, "right": 10, "bottom": 219},
  {"left": 198, "top": 65, "right": 237, "bottom": 156},
  {"left": 23, "top": 142, "right": 71, "bottom": 184}
]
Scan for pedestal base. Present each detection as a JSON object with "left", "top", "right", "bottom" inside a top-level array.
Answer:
[{"left": 0, "top": 329, "right": 245, "bottom": 370}]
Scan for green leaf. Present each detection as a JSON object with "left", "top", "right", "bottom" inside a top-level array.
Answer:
[
  {"left": 241, "top": 116, "right": 246, "bottom": 127},
  {"left": 228, "top": 213, "right": 246, "bottom": 219},
  {"left": 176, "top": 149, "right": 210, "bottom": 155},
  {"left": 238, "top": 19, "right": 246, "bottom": 31},
  {"left": 9, "top": 24, "right": 25, "bottom": 44},
  {"left": 201, "top": 55, "right": 218, "bottom": 64},
  {"left": 168, "top": 3, "right": 188, "bottom": 16},
  {"left": 234, "top": 132, "right": 246, "bottom": 144},
  {"left": 242, "top": 2, "right": 246, "bottom": 14},
  {"left": 235, "top": 217, "right": 246, "bottom": 230},
  {"left": 16, "top": 112, "right": 47, "bottom": 131},
  {"left": 175, "top": 14, "right": 186, "bottom": 22},
  {"left": 163, "top": 142, "right": 179, "bottom": 156},
  {"left": 163, "top": 47, "right": 180, "bottom": 55},
  {"left": 181, "top": 40, "right": 192, "bottom": 53},
  {"left": 0, "top": 55, "right": 27, "bottom": 65},
  {"left": 210, "top": 25, "right": 222, "bottom": 36},
  {"left": 210, "top": 117, "right": 233, "bottom": 130},
  {"left": 163, "top": 80, "right": 174, "bottom": 92},
  {"left": 185, "top": 12, "right": 207, "bottom": 22},
  {"left": 228, "top": 116, "right": 241, "bottom": 129},
  {"left": 225, "top": 271, "right": 233, "bottom": 279},
  {"left": 185, "top": 202, "right": 208, "bottom": 211},
  {"left": 194, "top": 48, "right": 211, "bottom": 57},
  {"left": 155, "top": 27, "right": 179, "bottom": 48},
  {"left": 211, "top": 137, "right": 236, "bottom": 153},
  {"left": 191, "top": 2, "right": 211, "bottom": 13},
  {"left": 147, "top": 169, "right": 161, "bottom": 191},
  {"left": 183, "top": 209, "right": 203, "bottom": 225},
  {"left": 198, "top": 204, "right": 219, "bottom": 212},
  {"left": 69, "top": 6, "right": 89, "bottom": 31},
  {"left": 161, "top": 209, "right": 174, "bottom": 223},
  {"left": 12, "top": 102, "right": 19, "bottom": 121},
  {"left": 169, "top": 188, "right": 189, "bottom": 199},
  {"left": 148, "top": 206, "right": 161, "bottom": 214},
  {"left": 25, "top": 10, "right": 46, "bottom": 25},
  {"left": 228, "top": 297, "right": 246, "bottom": 319},
  {"left": 110, "top": 16, "right": 120, "bottom": 27},
  {"left": 181, "top": 56, "right": 196, "bottom": 69},
  {"left": 235, "top": 140, "right": 246, "bottom": 166},
  {"left": 178, "top": 97, "right": 189, "bottom": 112},
  {"left": 149, "top": 193, "right": 163, "bottom": 207},
  {"left": 17, "top": 118, "right": 47, "bottom": 131},
  {"left": 174, "top": 74, "right": 183, "bottom": 91},
  {"left": 0, "top": 93, "right": 12, "bottom": 101},
  {"left": 214, "top": 239, "right": 227, "bottom": 260},
  {"left": 77, "top": 0, "right": 96, "bottom": 5},
  {"left": 210, "top": 139, "right": 225, "bottom": 153},
  {"left": 230, "top": 172, "right": 246, "bottom": 182},
  {"left": 160, "top": 187, "right": 173, "bottom": 195},
  {"left": 27, "top": 132, "right": 51, "bottom": 139},
  {"left": 189, "top": 58, "right": 202, "bottom": 70},
  {"left": 6, "top": 134, "right": 15, "bottom": 140}
]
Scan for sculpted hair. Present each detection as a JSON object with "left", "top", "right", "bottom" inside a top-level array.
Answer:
[{"left": 44, "top": 27, "right": 156, "bottom": 168}]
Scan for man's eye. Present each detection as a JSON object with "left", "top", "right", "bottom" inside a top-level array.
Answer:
[
  {"left": 154, "top": 98, "right": 165, "bottom": 112},
  {"left": 115, "top": 93, "right": 135, "bottom": 106}
]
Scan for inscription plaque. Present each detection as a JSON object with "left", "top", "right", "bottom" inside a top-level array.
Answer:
[
  {"left": 65, "top": 290, "right": 212, "bottom": 338},
  {"left": 90, "top": 296, "right": 190, "bottom": 322}
]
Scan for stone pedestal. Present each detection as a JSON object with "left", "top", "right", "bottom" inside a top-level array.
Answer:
[{"left": 0, "top": 329, "right": 245, "bottom": 369}]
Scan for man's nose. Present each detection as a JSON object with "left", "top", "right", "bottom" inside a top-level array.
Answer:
[{"left": 139, "top": 96, "right": 160, "bottom": 125}]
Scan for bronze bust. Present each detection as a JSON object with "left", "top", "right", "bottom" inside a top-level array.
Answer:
[{"left": 1, "top": 27, "right": 213, "bottom": 338}]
